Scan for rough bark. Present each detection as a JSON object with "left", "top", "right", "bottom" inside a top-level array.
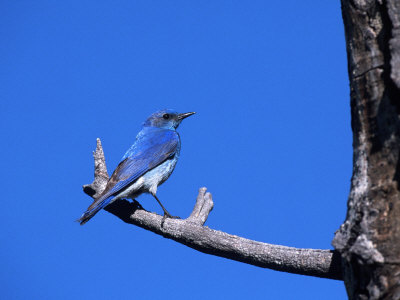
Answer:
[
  {"left": 82, "top": 139, "right": 342, "bottom": 280},
  {"left": 332, "top": 1, "right": 400, "bottom": 299},
  {"left": 78, "top": 1, "right": 400, "bottom": 296}
]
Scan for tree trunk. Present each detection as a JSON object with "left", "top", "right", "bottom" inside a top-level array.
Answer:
[
  {"left": 81, "top": 1, "right": 400, "bottom": 297},
  {"left": 332, "top": 1, "right": 400, "bottom": 299}
]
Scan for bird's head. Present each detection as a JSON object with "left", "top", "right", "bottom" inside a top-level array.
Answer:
[{"left": 143, "top": 109, "right": 195, "bottom": 130}]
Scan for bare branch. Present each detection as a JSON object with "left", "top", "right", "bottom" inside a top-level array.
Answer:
[
  {"left": 82, "top": 139, "right": 343, "bottom": 281},
  {"left": 187, "top": 187, "right": 214, "bottom": 225},
  {"left": 83, "top": 138, "right": 109, "bottom": 198}
]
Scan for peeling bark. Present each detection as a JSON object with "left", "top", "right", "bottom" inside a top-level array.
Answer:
[{"left": 332, "top": 1, "right": 400, "bottom": 299}]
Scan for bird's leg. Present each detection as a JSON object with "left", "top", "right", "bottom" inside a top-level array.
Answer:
[
  {"left": 152, "top": 195, "right": 180, "bottom": 226},
  {"left": 153, "top": 194, "right": 176, "bottom": 217}
]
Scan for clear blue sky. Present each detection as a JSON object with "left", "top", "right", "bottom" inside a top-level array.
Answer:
[{"left": 1, "top": 1, "right": 350, "bottom": 299}]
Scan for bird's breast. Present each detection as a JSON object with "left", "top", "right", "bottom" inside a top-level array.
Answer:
[{"left": 142, "top": 154, "right": 179, "bottom": 195}]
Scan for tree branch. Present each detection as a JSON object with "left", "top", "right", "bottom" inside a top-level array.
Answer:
[{"left": 82, "top": 138, "right": 343, "bottom": 281}]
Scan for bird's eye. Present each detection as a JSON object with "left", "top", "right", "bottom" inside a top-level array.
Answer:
[{"left": 163, "top": 114, "right": 170, "bottom": 120}]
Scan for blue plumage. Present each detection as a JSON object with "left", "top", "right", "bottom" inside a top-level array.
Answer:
[{"left": 78, "top": 109, "right": 195, "bottom": 225}]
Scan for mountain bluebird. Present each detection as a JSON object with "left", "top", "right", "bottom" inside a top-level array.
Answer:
[{"left": 78, "top": 109, "right": 195, "bottom": 225}]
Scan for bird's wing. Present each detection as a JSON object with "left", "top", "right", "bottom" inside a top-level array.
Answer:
[{"left": 87, "top": 130, "right": 179, "bottom": 209}]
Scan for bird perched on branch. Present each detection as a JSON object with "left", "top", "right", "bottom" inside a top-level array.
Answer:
[{"left": 78, "top": 109, "right": 195, "bottom": 225}]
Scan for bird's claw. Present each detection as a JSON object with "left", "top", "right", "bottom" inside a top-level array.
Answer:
[{"left": 161, "top": 213, "right": 180, "bottom": 227}]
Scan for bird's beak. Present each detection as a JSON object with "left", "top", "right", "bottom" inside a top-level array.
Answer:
[{"left": 177, "top": 112, "right": 196, "bottom": 120}]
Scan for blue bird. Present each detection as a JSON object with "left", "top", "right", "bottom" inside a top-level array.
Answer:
[{"left": 78, "top": 109, "right": 195, "bottom": 225}]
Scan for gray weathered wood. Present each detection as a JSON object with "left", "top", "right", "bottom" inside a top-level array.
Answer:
[
  {"left": 82, "top": 139, "right": 342, "bottom": 280},
  {"left": 332, "top": 1, "right": 400, "bottom": 298}
]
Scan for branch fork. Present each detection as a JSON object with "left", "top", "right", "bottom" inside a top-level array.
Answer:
[
  {"left": 82, "top": 139, "right": 214, "bottom": 227},
  {"left": 81, "top": 138, "right": 342, "bottom": 281}
]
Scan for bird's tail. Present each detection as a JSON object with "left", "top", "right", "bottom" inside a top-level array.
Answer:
[{"left": 77, "top": 196, "right": 113, "bottom": 225}]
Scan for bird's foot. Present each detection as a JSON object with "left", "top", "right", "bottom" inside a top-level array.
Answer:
[{"left": 161, "top": 212, "right": 180, "bottom": 227}]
